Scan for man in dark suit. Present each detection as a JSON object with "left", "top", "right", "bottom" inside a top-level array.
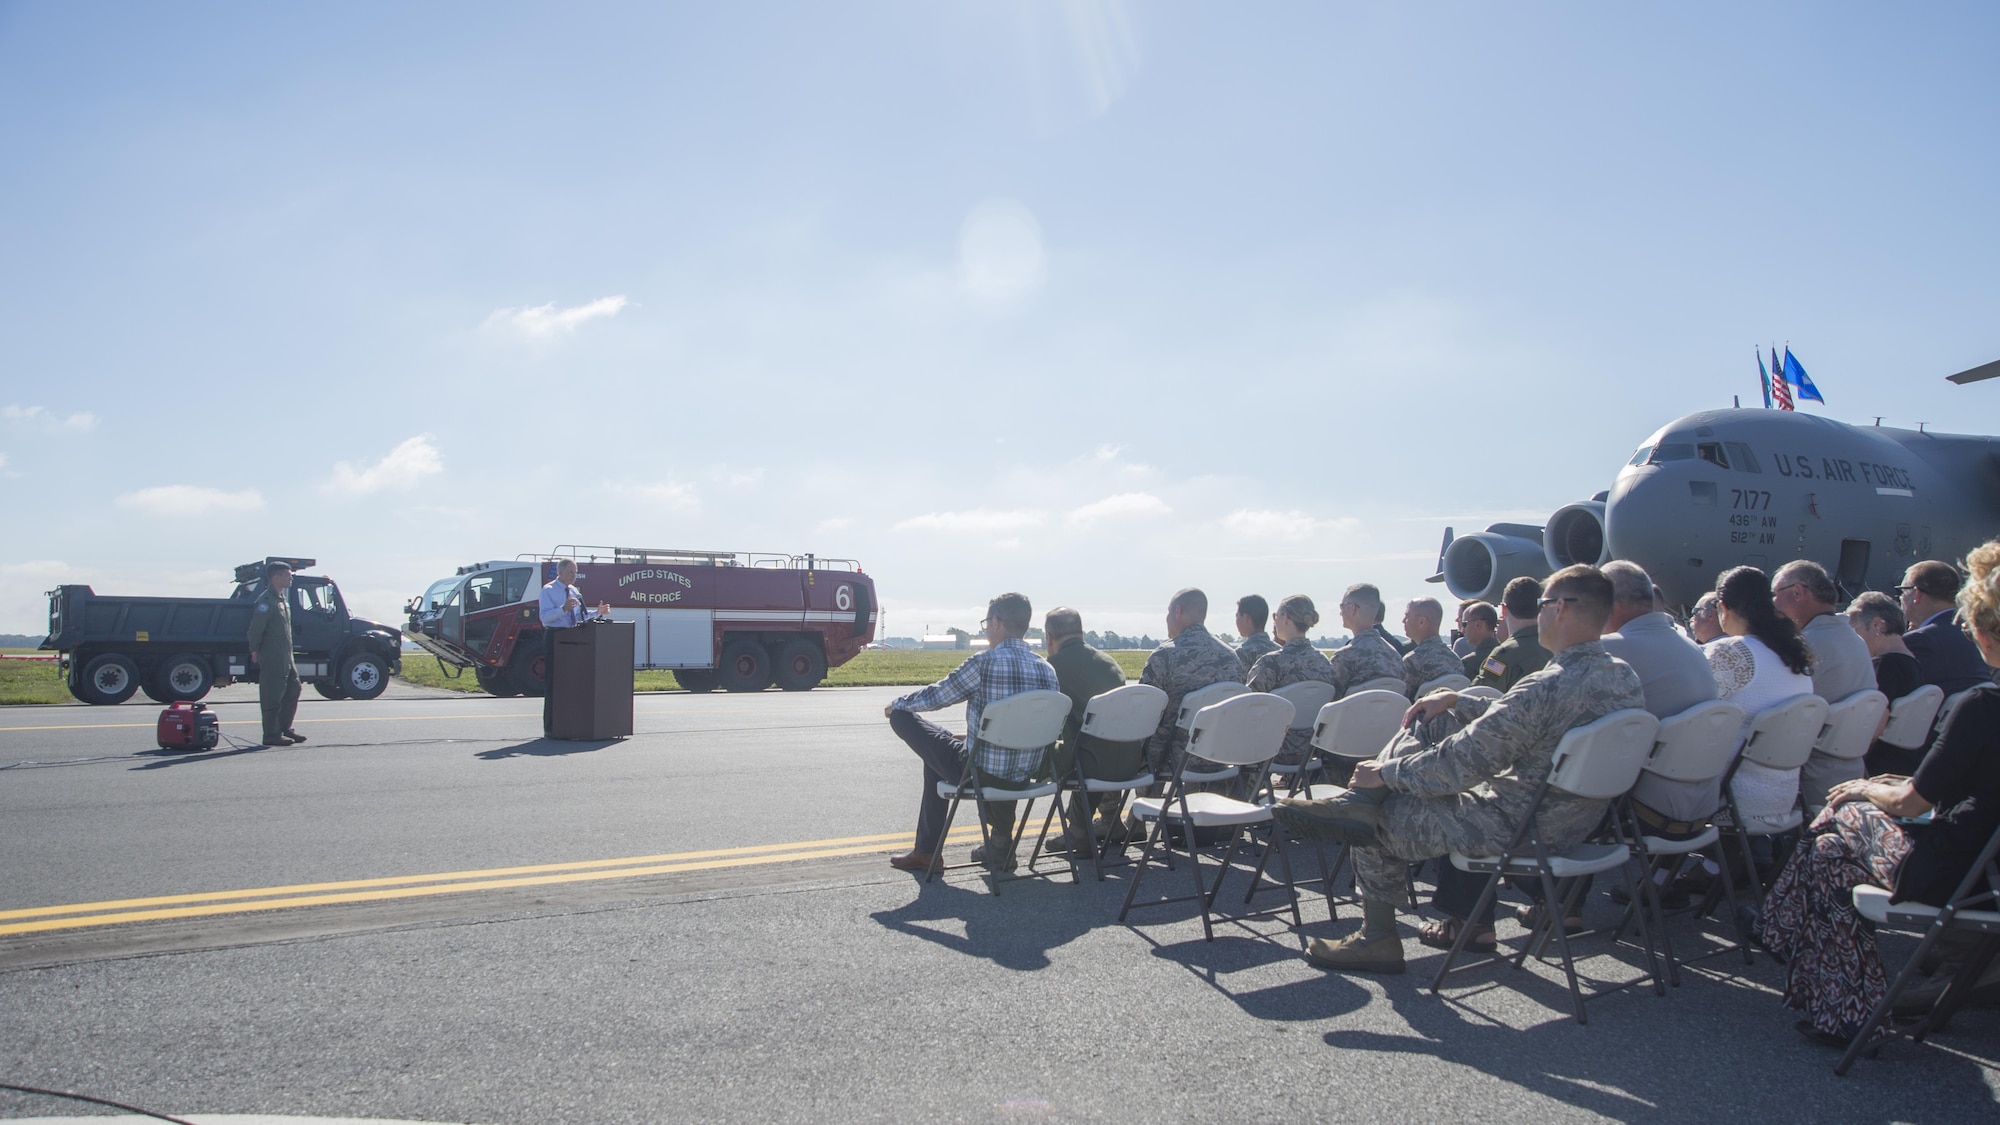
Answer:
[{"left": 1900, "top": 560, "right": 1998, "bottom": 694}]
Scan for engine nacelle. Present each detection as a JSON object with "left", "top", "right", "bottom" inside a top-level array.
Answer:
[
  {"left": 1544, "top": 501, "right": 1609, "bottom": 570},
  {"left": 1440, "top": 526, "right": 1550, "bottom": 603}
]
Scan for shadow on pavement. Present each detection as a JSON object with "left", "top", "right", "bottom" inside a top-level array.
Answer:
[
  {"left": 871, "top": 875, "right": 1100, "bottom": 971},
  {"left": 129, "top": 742, "right": 287, "bottom": 770},
  {"left": 476, "top": 737, "right": 622, "bottom": 759}
]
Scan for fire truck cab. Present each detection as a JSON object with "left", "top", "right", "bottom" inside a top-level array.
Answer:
[{"left": 404, "top": 545, "right": 877, "bottom": 696}]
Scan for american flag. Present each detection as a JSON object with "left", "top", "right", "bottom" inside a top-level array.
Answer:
[{"left": 1771, "top": 345, "right": 1794, "bottom": 411}]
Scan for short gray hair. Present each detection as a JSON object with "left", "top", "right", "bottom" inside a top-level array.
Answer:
[
  {"left": 1849, "top": 590, "right": 1905, "bottom": 635},
  {"left": 1602, "top": 560, "right": 1654, "bottom": 607},
  {"left": 1775, "top": 560, "right": 1838, "bottom": 605},
  {"left": 1405, "top": 598, "right": 1443, "bottom": 627}
]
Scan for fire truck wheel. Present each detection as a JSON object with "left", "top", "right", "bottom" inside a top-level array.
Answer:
[
  {"left": 717, "top": 639, "right": 773, "bottom": 692},
  {"left": 674, "top": 669, "right": 717, "bottom": 693},
  {"left": 76, "top": 653, "right": 141, "bottom": 705},
  {"left": 508, "top": 649, "right": 547, "bottom": 697},
  {"left": 338, "top": 651, "right": 391, "bottom": 700},
  {"left": 155, "top": 652, "right": 214, "bottom": 702},
  {"left": 476, "top": 666, "right": 519, "bottom": 697},
  {"left": 773, "top": 641, "right": 826, "bottom": 692},
  {"left": 313, "top": 680, "right": 348, "bottom": 700}
]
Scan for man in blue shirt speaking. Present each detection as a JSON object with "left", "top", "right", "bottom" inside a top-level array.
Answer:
[{"left": 538, "top": 558, "right": 609, "bottom": 737}]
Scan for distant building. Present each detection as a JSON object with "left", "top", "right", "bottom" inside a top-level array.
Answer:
[{"left": 922, "top": 634, "right": 967, "bottom": 651}]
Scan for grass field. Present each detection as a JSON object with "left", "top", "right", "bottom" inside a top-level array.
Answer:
[
  {"left": 0, "top": 648, "right": 69, "bottom": 705},
  {"left": 395, "top": 647, "right": 1156, "bottom": 695}
]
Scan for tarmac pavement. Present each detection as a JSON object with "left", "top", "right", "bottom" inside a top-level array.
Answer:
[{"left": 2, "top": 686, "right": 1995, "bottom": 1122}]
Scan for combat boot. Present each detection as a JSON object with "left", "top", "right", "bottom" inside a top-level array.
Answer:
[
  {"left": 1305, "top": 932, "right": 1405, "bottom": 974},
  {"left": 1271, "top": 786, "right": 1388, "bottom": 844}
]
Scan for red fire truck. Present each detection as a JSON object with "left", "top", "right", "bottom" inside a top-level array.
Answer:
[{"left": 404, "top": 545, "right": 877, "bottom": 696}]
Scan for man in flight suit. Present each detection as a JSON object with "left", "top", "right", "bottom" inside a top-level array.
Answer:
[
  {"left": 246, "top": 561, "right": 303, "bottom": 747},
  {"left": 1471, "top": 576, "right": 1550, "bottom": 693}
]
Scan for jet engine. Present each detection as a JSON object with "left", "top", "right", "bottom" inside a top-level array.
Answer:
[
  {"left": 1437, "top": 524, "right": 1548, "bottom": 604},
  {"left": 1543, "top": 500, "right": 1610, "bottom": 570}
]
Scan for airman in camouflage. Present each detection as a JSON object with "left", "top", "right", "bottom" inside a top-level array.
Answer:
[
  {"left": 1328, "top": 583, "right": 1409, "bottom": 697},
  {"left": 1400, "top": 598, "right": 1465, "bottom": 695},
  {"left": 1235, "top": 631, "right": 1279, "bottom": 672},
  {"left": 1232, "top": 594, "right": 1280, "bottom": 671},
  {"left": 1140, "top": 588, "right": 1249, "bottom": 775},
  {"left": 1247, "top": 596, "right": 1336, "bottom": 767},
  {"left": 1269, "top": 566, "right": 1642, "bottom": 973}
]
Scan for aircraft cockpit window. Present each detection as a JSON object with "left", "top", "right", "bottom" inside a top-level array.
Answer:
[
  {"left": 1696, "top": 442, "right": 1730, "bottom": 469},
  {"left": 1726, "top": 442, "right": 1762, "bottom": 473},
  {"left": 1648, "top": 443, "right": 1695, "bottom": 463},
  {"left": 1628, "top": 445, "right": 1655, "bottom": 467}
]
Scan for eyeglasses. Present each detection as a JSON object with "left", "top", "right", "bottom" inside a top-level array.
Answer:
[
  {"left": 1895, "top": 585, "right": 1920, "bottom": 595},
  {"left": 1772, "top": 583, "right": 1803, "bottom": 597},
  {"left": 1537, "top": 596, "right": 1578, "bottom": 609}
]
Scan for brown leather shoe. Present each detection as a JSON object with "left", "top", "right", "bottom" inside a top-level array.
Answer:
[{"left": 888, "top": 850, "right": 935, "bottom": 872}]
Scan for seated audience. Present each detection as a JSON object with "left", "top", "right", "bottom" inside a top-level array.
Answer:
[
  {"left": 1457, "top": 601, "right": 1499, "bottom": 679},
  {"left": 1689, "top": 592, "right": 1724, "bottom": 645},
  {"left": 1043, "top": 606, "right": 1135, "bottom": 852},
  {"left": 1850, "top": 591, "right": 1926, "bottom": 775},
  {"left": 1401, "top": 597, "right": 1465, "bottom": 696},
  {"left": 1706, "top": 567, "right": 1816, "bottom": 833},
  {"left": 1601, "top": 561, "right": 1722, "bottom": 833},
  {"left": 1246, "top": 594, "right": 1336, "bottom": 771},
  {"left": 1269, "top": 565, "right": 1643, "bottom": 971},
  {"left": 1901, "top": 560, "right": 2000, "bottom": 694},
  {"left": 1233, "top": 594, "right": 1279, "bottom": 672},
  {"left": 1773, "top": 560, "right": 1876, "bottom": 703},
  {"left": 884, "top": 592, "right": 1060, "bottom": 874},
  {"left": 1471, "top": 577, "right": 1550, "bottom": 693},
  {"left": 1329, "top": 584, "right": 1407, "bottom": 696},
  {"left": 1750, "top": 539, "right": 2000, "bottom": 1046},
  {"left": 1139, "top": 587, "right": 1248, "bottom": 776}
]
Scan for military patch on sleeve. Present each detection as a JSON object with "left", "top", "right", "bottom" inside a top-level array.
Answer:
[
  {"left": 1482, "top": 656, "right": 1505, "bottom": 676},
  {"left": 256, "top": 604, "right": 269, "bottom": 613}
]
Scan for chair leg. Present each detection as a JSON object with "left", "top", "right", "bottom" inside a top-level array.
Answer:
[
  {"left": 1835, "top": 920, "right": 1954, "bottom": 1075},
  {"left": 1270, "top": 826, "right": 1304, "bottom": 930},
  {"left": 1027, "top": 795, "right": 1059, "bottom": 871},
  {"left": 1117, "top": 815, "right": 1164, "bottom": 922},
  {"left": 1714, "top": 837, "right": 1752, "bottom": 964},
  {"left": 1635, "top": 856, "right": 1682, "bottom": 988},
  {"left": 1430, "top": 867, "right": 1503, "bottom": 994},
  {"left": 925, "top": 791, "right": 962, "bottom": 884},
  {"left": 1538, "top": 867, "right": 1588, "bottom": 1025}
]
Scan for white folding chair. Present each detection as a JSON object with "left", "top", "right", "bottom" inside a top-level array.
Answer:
[
  {"left": 1262, "top": 690, "right": 1412, "bottom": 918},
  {"left": 1877, "top": 685, "right": 1945, "bottom": 751},
  {"left": 1355, "top": 676, "right": 1409, "bottom": 697},
  {"left": 1614, "top": 699, "right": 1746, "bottom": 981},
  {"left": 1120, "top": 693, "right": 1299, "bottom": 941},
  {"left": 1172, "top": 681, "right": 1251, "bottom": 786},
  {"left": 1714, "top": 693, "right": 1830, "bottom": 909},
  {"left": 1934, "top": 688, "right": 1977, "bottom": 741},
  {"left": 925, "top": 689, "right": 1074, "bottom": 891},
  {"left": 1264, "top": 680, "right": 1340, "bottom": 798},
  {"left": 1801, "top": 691, "right": 1889, "bottom": 816},
  {"left": 1429, "top": 709, "right": 1664, "bottom": 1024},
  {"left": 1462, "top": 685, "right": 1504, "bottom": 701},
  {"left": 1027, "top": 683, "right": 1167, "bottom": 881},
  {"left": 1418, "top": 673, "right": 1471, "bottom": 696},
  {"left": 1839, "top": 822, "right": 2000, "bottom": 1075}
]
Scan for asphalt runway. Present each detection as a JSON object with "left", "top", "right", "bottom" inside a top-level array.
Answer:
[{"left": 2, "top": 685, "right": 1996, "bottom": 1123}]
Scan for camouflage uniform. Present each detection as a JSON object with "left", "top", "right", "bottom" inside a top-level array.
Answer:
[
  {"left": 1349, "top": 641, "right": 1644, "bottom": 905},
  {"left": 1329, "top": 630, "right": 1406, "bottom": 697},
  {"left": 1403, "top": 635, "right": 1466, "bottom": 697},
  {"left": 1248, "top": 638, "right": 1336, "bottom": 766},
  {"left": 1234, "top": 630, "right": 1280, "bottom": 673},
  {"left": 1139, "top": 623, "right": 1248, "bottom": 775},
  {"left": 1471, "top": 623, "right": 1551, "bottom": 693}
]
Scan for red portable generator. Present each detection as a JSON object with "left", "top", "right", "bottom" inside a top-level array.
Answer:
[{"left": 157, "top": 701, "right": 220, "bottom": 751}]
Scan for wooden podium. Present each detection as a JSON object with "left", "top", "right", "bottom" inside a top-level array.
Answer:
[{"left": 550, "top": 621, "right": 635, "bottom": 740}]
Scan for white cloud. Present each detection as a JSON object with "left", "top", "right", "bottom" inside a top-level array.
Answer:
[
  {"left": 4, "top": 404, "right": 96, "bottom": 432},
  {"left": 1067, "top": 491, "right": 1172, "bottom": 527},
  {"left": 323, "top": 435, "right": 444, "bottom": 497},
  {"left": 1221, "top": 508, "right": 1362, "bottom": 543},
  {"left": 893, "top": 508, "right": 1045, "bottom": 534},
  {"left": 620, "top": 479, "right": 701, "bottom": 512},
  {"left": 484, "top": 295, "right": 629, "bottom": 339},
  {"left": 709, "top": 465, "right": 765, "bottom": 488},
  {"left": 115, "top": 485, "right": 266, "bottom": 516},
  {"left": 816, "top": 516, "right": 857, "bottom": 532}
]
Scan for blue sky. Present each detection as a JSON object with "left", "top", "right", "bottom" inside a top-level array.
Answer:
[{"left": 2, "top": 2, "right": 1995, "bottom": 637}]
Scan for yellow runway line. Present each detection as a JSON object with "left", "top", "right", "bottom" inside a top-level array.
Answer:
[{"left": 0, "top": 827, "right": 991, "bottom": 936}]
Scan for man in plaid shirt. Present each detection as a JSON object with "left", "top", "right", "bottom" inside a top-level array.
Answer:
[{"left": 884, "top": 591, "right": 1059, "bottom": 873}]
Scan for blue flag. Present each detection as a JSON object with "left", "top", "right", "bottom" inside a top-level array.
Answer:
[
  {"left": 1757, "top": 350, "right": 1772, "bottom": 408},
  {"left": 1784, "top": 348, "right": 1824, "bottom": 403}
]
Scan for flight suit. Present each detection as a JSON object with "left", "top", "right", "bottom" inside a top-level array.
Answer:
[
  {"left": 246, "top": 585, "right": 300, "bottom": 744},
  {"left": 1470, "top": 623, "right": 1551, "bottom": 694}
]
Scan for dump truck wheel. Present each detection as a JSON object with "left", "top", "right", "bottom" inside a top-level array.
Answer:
[{"left": 77, "top": 653, "right": 141, "bottom": 705}]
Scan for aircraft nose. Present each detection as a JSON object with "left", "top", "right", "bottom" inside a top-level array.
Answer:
[{"left": 1606, "top": 465, "right": 1724, "bottom": 607}]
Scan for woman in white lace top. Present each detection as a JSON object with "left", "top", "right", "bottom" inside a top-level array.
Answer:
[{"left": 1707, "top": 566, "right": 1817, "bottom": 829}]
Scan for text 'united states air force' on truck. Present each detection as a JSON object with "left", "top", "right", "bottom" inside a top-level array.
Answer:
[
  {"left": 403, "top": 545, "right": 879, "bottom": 696},
  {"left": 41, "top": 557, "right": 404, "bottom": 705}
]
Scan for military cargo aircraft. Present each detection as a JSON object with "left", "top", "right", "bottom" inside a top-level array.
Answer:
[{"left": 1433, "top": 364, "right": 2000, "bottom": 608}]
